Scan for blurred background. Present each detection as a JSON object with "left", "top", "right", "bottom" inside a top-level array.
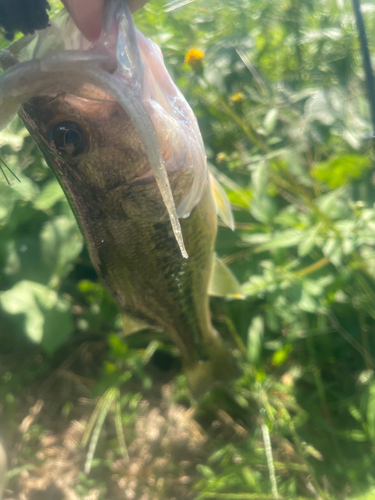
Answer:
[{"left": 1, "top": 0, "right": 375, "bottom": 498}]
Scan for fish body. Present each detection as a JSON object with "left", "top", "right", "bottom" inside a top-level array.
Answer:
[
  {"left": 0, "top": 0, "right": 235, "bottom": 392},
  {"left": 19, "top": 92, "right": 219, "bottom": 372}
]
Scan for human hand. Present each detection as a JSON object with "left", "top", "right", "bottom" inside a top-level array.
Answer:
[{"left": 61, "top": 0, "right": 149, "bottom": 42}]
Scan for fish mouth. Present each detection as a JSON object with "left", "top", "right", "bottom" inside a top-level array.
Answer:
[
  {"left": 97, "top": 171, "right": 160, "bottom": 192},
  {"left": 120, "top": 165, "right": 193, "bottom": 190}
]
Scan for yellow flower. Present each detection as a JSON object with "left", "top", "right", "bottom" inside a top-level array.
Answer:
[
  {"left": 216, "top": 152, "right": 226, "bottom": 164},
  {"left": 230, "top": 92, "right": 245, "bottom": 103},
  {"left": 185, "top": 49, "right": 205, "bottom": 69}
]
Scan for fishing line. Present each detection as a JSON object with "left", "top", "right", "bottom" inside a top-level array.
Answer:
[{"left": 0, "top": 156, "right": 21, "bottom": 184}]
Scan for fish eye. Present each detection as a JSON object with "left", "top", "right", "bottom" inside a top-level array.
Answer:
[{"left": 48, "top": 121, "right": 86, "bottom": 157}]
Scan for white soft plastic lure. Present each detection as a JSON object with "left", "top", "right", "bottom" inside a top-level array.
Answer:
[{"left": 0, "top": 0, "right": 208, "bottom": 258}]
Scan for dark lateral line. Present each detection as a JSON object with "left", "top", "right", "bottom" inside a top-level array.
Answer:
[
  {"left": 352, "top": 0, "right": 375, "bottom": 135},
  {"left": 0, "top": 156, "right": 21, "bottom": 184}
]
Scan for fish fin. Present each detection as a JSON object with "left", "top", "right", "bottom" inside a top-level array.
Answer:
[
  {"left": 209, "top": 164, "right": 251, "bottom": 209},
  {"left": 185, "top": 344, "right": 239, "bottom": 398},
  {"left": 184, "top": 361, "right": 216, "bottom": 398},
  {"left": 209, "top": 254, "right": 244, "bottom": 299},
  {"left": 121, "top": 312, "right": 152, "bottom": 337},
  {"left": 209, "top": 172, "right": 235, "bottom": 231}
]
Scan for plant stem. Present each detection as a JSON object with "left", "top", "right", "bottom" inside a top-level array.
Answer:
[
  {"left": 261, "top": 420, "right": 279, "bottom": 499},
  {"left": 352, "top": 0, "right": 375, "bottom": 134}
]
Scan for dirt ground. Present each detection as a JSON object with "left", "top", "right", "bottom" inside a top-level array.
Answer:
[{"left": 1, "top": 342, "right": 248, "bottom": 500}]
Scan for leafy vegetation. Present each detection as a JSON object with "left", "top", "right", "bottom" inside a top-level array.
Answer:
[{"left": 1, "top": 0, "right": 375, "bottom": 498}]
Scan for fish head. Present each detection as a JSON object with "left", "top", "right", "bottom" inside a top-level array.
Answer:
[{"left": 21, "top": 84, "right": 194, "bottom": 222}]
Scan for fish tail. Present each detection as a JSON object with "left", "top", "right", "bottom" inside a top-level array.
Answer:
[{"left": 184, "top": 344, "right": 238, "bottom": 398}]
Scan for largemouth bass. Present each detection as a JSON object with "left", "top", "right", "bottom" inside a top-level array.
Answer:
[{"left": 0, "top": 0, "right": 236, "bottom": 393}]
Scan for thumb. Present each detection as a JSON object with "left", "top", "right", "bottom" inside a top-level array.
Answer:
[{"left": 62, "top": 0, "right": 104, "bottom": 42}]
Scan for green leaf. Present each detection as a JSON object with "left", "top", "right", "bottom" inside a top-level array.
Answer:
[
  {"left": 349, "top": 489, "right": 375, "bottom": 500},
  {"left": 348, "top": 405, "right": 364, "bottom": 424},
  {"left": 298, "top": 288, "right": 319, "bottom": 313},
  {"left": 227, "top": 189, "right": 252, "bottom": 209},
  {"left": 250, "top": 192, "right": 278, "bottom": 225},
  {"left": 208, "top": 448, "right": 227, "bottom": 464},
  {"left": 0, "top": 280, "right": 73, "bottom": 352},
  {"left": 40, "top": 215, "right": 83, "bottom": 286},
  {"left": 366, "top": 382, "right": 375, "bottom": 442},
  {"left": 316, "top": 189, "right": 351, "bottom": 220},
  {"left": 241, "top": 467, "right": 259, "bottom": 489},
  {"left": 303, "top": 276, "right": 334, "bottom": 297},
  {"left": 33, "top": 180, "right": 65, "bottom": 211},
  {"left": 322, "top": 237, "right": 342, "bottom": 267},
  {"left": 264, "top": 108, "right": 278, "bottom": 134},
  {"left": 339, "top": 430, "right": 368, "bottom": 442},
  {"left": 272, "top": 344, "right": 292, "bottom": 366},
  {"left": 250, "top": 163, "right": 277, "bottom": 224},
  {"left": 253, "top": 229, "right": 305, "bottom": 252},
  {"left": 196, "top": 464, "right": 216, "bottom": 479},
  {"left": 10, "top": 174, "right": 40, "bottom": 202},
  {"left": 0, "top": 118, "right": 28, "bottom": 149},
  {"left": 204, "top": 41, "right": 235, "bottom": 93},
  {"left": 209, "top": 164, "right": 251, "bottom": 209},
  {"left": 242, "top": 275, "right": 276, "bottom": 297},
  {"left": 0, "top": 171, "right": 39, "bottom": 224},
  {"left": 312, "top": 155, "right": 371, "bottom": 188},
  {"left": 0, "top": 184, "right": 16, "bottom": 224},
  {"left": 241, "top": 233, "right": 270, "bottom": 246},
  {"left": 301, "top": 28, "right": 342, "bottom": 43},
  {"left": 304, "top": 91, "right": 335, "bottom": 125},
  {"left": 298, "top": 227, "right": 319, "bottom": 257},
  {"left": 247, "top": 315, "right": 264, "bottom": 365}
]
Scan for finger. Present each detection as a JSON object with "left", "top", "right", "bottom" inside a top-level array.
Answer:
[{"left": 62, "top": 0, "right": 104, "bottom": 42}]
